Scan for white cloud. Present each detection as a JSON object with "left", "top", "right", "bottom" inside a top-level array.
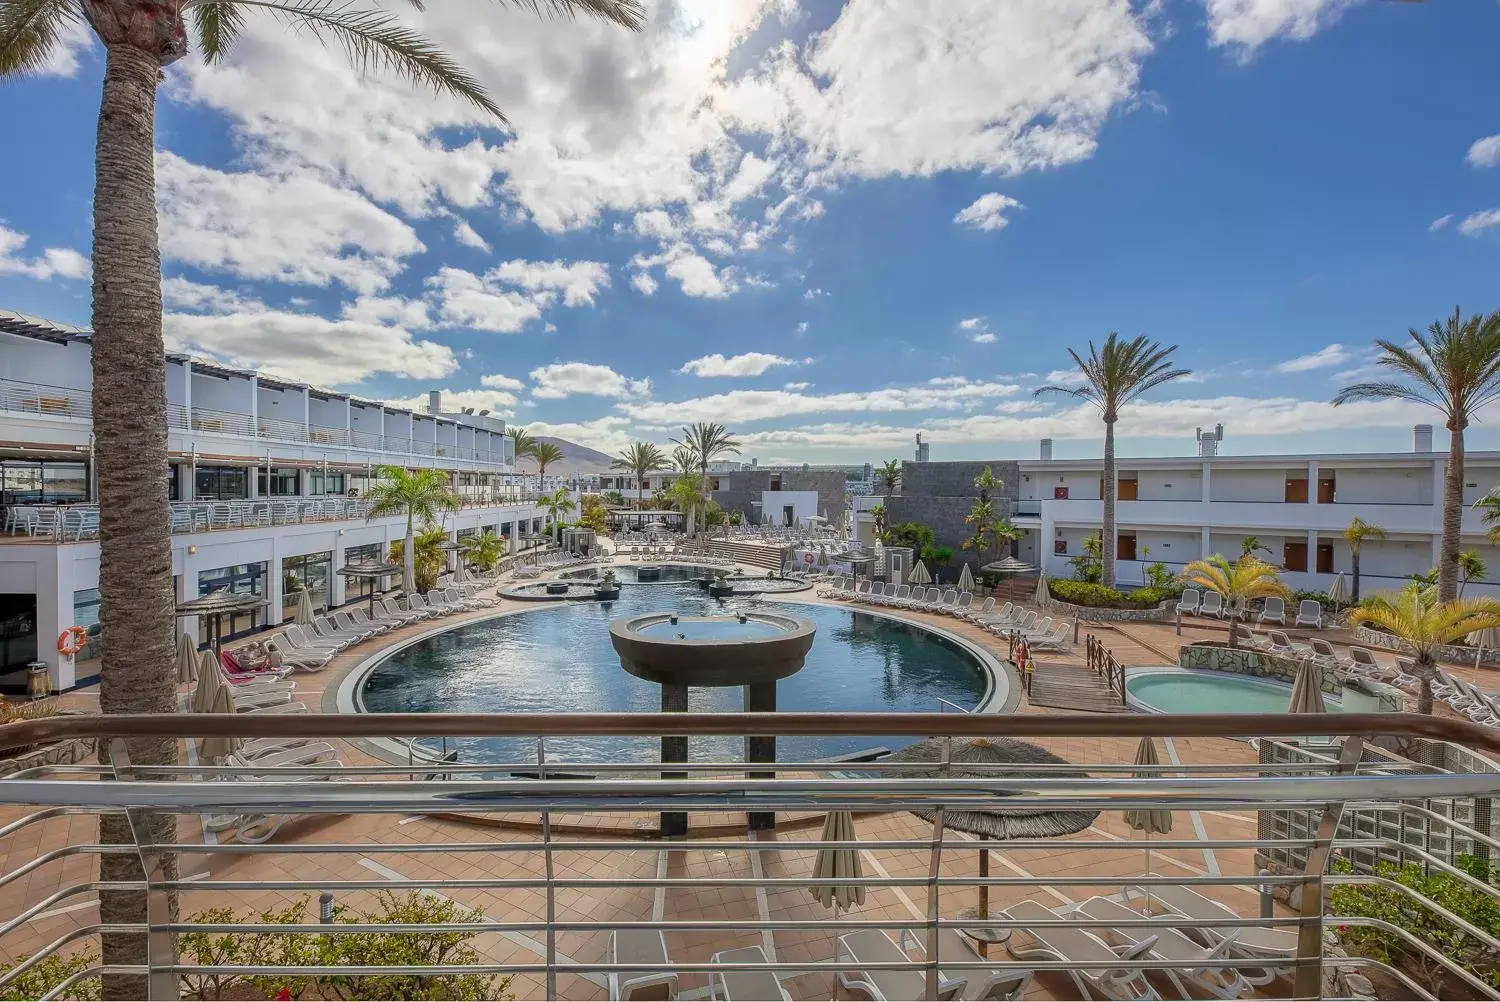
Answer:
[
  {"left": 481, "top": 373, "right": 525, "bottom": 391},
  {"left": 340, "top": 295, "right": 433, "bottom": 329},
  {"left": 34, "top": 18, "right": 93, "bottom": 76},
  {"left": 1459, "top": 210, "right": 1500, "bottom": 237},
  {"left": 531, "top": 362, "right": 650, "bottom": 400},
  {"left": 631, "top": 272, "right": 659, "bottom": 296},
  {"left": 664, "top": 248, "right": 736, "bottom": 299},
  {"left": 958, "top": 317, "right": 985, "bottom": 330},
  {"left": 1043, "top": 368, "right": 1088, "bottom": 386},
  {"left": 521, "top": 416, "right": 635, "bottom": 455},
  {"left": 1430, "top": 214, "right": 1453, "bottom": 232},
  {"left": 795, "top": 321, "right": 809, "bottom": 333},
  {"left": 1201, "top": 0, "right": 1359, "bottom": 54},
  {"left": 678, "top": 352, "right": 806, "bottom": 378},
  {"left": 385, "top": 388, "right": 517, "bottom": 416},
  {"left": 619, "top": 377, "right": 1022, "bottom": 425},
  {"left": 1468, "top": 135, "right": 1500, "bottom": 169},
  {"left": 971, "top": 332, "right": 998, "bottom": 344},
  {"left": 803, "top": 288, "right": 827, "bottom": 300},
  {"left": 957, "top": 316, "right": 997, "bottom": 343},
  {"left": 1274, "top": 343, "right": 1351, "bottom": 373},
  {"left": 953, "top": 193, "right": 1021, "bottom": 232},
  {"left": 490, "top": 258, "right": 610, "bottom": 307},
  {"left": 426, "top": 267, "right": 542, "bottom": 333},
  {"left": 452, "top": 219, "right": 491, "bottom": 251},
  {"left": 165, "top": 309, "right": 456, "bottom": 385},
  {"left": 0, "top": 225, "right": 88, "bottom": 281},
  {"left": 155, "top": 152, "right": 423, "bottom": 294},
  {"left": 161, "top": 276, "right": 261, "bottom": 313},
  {"left": 784, "top": 381, "right": 810, "bottom": 391}
]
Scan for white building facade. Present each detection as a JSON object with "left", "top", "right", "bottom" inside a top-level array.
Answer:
[{"left": 0, "top": 310, "right": 545, "bottom": 691}]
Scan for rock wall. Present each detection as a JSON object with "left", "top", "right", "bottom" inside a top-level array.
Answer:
[{"left": 884, "top": 460, "right": 1022, "bottom": 574}]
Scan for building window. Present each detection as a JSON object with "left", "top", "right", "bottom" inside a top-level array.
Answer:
[
  {"left": 0, "top": 595, "right": 38, "bottom": 674},
  {"left": 196, "top": 562, "right": 267, "bottom": 643},
  {"left": 308, "top": 471, "right": 347, "bottom": 496},
  {"left": 72, "top": 588, "right": 101, "bottom": 630},
  {"left": 168, "top": 464, "right": 181, "bottom": 502},
  {"left": 711, "top": 478, "right": 721, "bottom": 491},
  {"left": 257, "top": 467, "right": 300, "bottom": 497},
  {"left": 282, "top": 551, "right": 333, "bottom": 620},
  {"left": 343, "top": 543, "right": 384, "bottom": 600},
  {"left": 770, "top": 474, "right": 782, "bottom": 491},
  {"left": 195, "top": 465, "right": 249, "bottom": 500},
  {"left": 0, "top": 459, "right": 89, "bottom": 504}
]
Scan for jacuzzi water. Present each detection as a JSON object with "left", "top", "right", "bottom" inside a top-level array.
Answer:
[
  {"left": 1127, "top": 670, "right": 1342, "bottom": 714},
  {"left": 359, "top": 584, "right": 990, "bottom": 764},
  {"left": 636, "top": 618, "right": 786, "bottom": 640}
]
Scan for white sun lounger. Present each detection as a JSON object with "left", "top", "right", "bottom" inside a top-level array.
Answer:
[
  {"left": 1076, "top": 895, "right": 1251, "bottom": 1000},
  {"left": 1257, "top": 596, "right": 1287, "bottom": 626},
  {"left": 607, "top": 929, "right": 677, "bottom": 1000},
  {"left": 837, "top": 929, "right": 962, "bottom": 1001},
  {"left": 1003, "top": 899, "right": 1161, "bottom": 1001},
  {"left": 1122, "top": 877, "right": 1296, "bottom": 986},
  {"left": 708, "top": 946, "right": 789, "bottom": 1001}
]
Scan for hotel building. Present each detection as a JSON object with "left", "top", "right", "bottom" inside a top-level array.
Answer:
[{"left": 0, "top": 310, "right": 545, "bottom": 691}]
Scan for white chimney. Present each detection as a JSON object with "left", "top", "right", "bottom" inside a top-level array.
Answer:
[
  {"left": 1196, "top": 424, "right": 1225, "bottom": 457},
  {"left": 427, "top": 390, "right": 442, "bottom": 415},
  {"left": 1039, "top": 438, "right": 1053, "bottom": 461},
  {"left": 1414, "top": 424, "right": 1433, "bottom": 453}
]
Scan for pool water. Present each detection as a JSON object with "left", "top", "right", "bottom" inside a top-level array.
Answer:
[
  {"left": 360, "top": 584, "right": 989, "bottom": 764},
  {"left": 637, "top": 618, "right": 786, "bottom": 639},
  {"left": 1127, "top": 671, "right": 1341, "bottom": 714},
  {"left": 561, "top": 565, "right": 717, "bottom": 583}
]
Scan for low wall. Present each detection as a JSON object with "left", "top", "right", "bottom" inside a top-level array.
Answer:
[
  {"left": 1351, "top": 625, "right": 1499, "bottom": 667},
  {"left": 1180, "top": 643, "right": 1342, "bottom": 695},
  {"left": 1040, "top": 597, "right": 1174, "bottom": 623}
]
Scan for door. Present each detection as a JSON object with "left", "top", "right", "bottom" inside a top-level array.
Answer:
[
  {"left": 1283, "top": 541, "right": 1308, "bottom": 572},
  {"left": 1284, "top": 478, "right": 1309, "bottom": 503},
  {"left": 1317, "top": 477, "right": 1336, "bottom": 504},
  {"left": 1117, "top": 534, "right": 1137, "bottom": 562},
  {"left": 782, "top": 505, "right": 794, "bottom": 526},
  {"left": 1316, "top": 543, "right": 1334, "bottom": 574},
  {"left": 1118, "top": 478, "right": 1139, "bottom": 501}
]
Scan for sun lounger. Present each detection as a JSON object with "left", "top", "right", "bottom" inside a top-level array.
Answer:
[
  {"left": 282, "top": 624, "right": 346, "bottom": 655},
  {"left": 1029, "top": 621, "right": 1073, "bottom": 652},
  {"left": 1176, "top": 589, "right": 1200, "bottom": 617},
  {"left": 952, "top": 592, "right": 973, "bottom": 615},
  {"left": 1004, "top": 899, "right": 1160, "bottom": 1001},
  {"left": 379, "top": 598, "right": 424, "bottom": 626},
  {"left": 899, "top": 926, "right": 1032, "bottom": 1001},
  {"left": 1122, "top": 877, "right": 1296, "bottom": 986},
  {"left": 350, "top": 607, "right": 400, "bottom": 633},
  {"left": 313, "top": 615, "right": 364, "bottom": 644},
  {"left": 933, "top": 589, "right": 960, "bottom": 614},
  {"left": 1265, "top": 630, "right": 1298, "bottom": 657},
  {"left": 265, "top": 638, "right": 331, "bottom": 671},
  {"left": 1294, "top": 599, "right": 1324, "bottom": 629},
  {"left": 1257, "top": 596, "right": 1287, "bottom": 626},
  {"left": 960, "top": 597, "right": 996, "bottom": 622},
  {"left": 709, "top": 946, "right": 790, "bottom": 1001},
  {"left": 837, "top": 929, "right": 962, "bottom": 1002},
  {"left": 607, "top": 929, "right": 677, "bottom": 1001},
  {"left": 1199, "top": 591, "right": 1223, "bottom": 618},
  {"left": 333, "top": 610, "right": 380, "bottom": 638},
  {"left": 1076, "top": 895, "right": 1250, "bottom": 1000},
  {"left": 1308, "top": 638, "right": 1343, "bottom": 672},
  {"left": 1346, "top": 646, "right": 1387, "bottom": 679}
]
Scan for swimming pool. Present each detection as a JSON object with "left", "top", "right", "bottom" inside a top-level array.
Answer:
[
  {"left": 355, "top": 584, "right": 998, "bottom": 764},
  {"left": 1126, "top": 669, "right": 1342, "bottom": 714}
]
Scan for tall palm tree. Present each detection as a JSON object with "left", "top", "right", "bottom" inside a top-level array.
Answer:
[
  {"left": 1182, "top": 555, "right": 1290, "bottom": 648},
  {"left": 612, "top": 441, "right": 666, "bottom": 507},
  {"left": 667, "top": 474, "right": 706, "bottom": 536},
  {"left": 1036, "top": 333, "right": 1192, "bottom": 588},
  {"left": 388, "top": 522, "right": 449, "bottom": 593},
  {"left": 1349, "top": 584, "right": 1500, "bottom": 713},
  {"left": 1343, "top": 517, "right": 1387, "bottom": 604},
  {"left": 508, "top": 426, "right": 539, "bottom": 465},
  {"left": 1459, "top": 549, "right": 1487, "bottom": 597},
  {"left": 529, "top": 440, "right": 564, "bottom": 479},
  {"left": 876, "top": 459, "right": 901, "bottom": 495},
  {"left": 540, "top": 486, "right": 576, "bottom": 530},
  {"left": 673, "top": 421, "right": 740, "bottom": 482},
  {"left": 669, "top": 445, "right": 697, "bottom": 475},
  {"left": 366, "top": 466, "right": 459, "bottom": 596},
  {"left": 2, "top": 2, "right": 643, "bottom": 992},
  {"left": 1334, "top": 308, "right": 1500, "bottom": 601}
]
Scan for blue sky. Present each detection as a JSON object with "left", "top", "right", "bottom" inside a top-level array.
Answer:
[{"left": 3, "top": 0, "right": 1500, "bottom": 464}]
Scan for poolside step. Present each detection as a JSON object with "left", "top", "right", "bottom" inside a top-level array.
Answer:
[{"left": 1027, "top": 659, "right": 1129, "bottom": 713}]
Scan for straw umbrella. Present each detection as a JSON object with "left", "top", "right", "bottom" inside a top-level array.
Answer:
[
  {"left": 981, "top": 556, "right": 1038, "bottom": 577},
  {"left": 295, "top": 587, "right": 316, "bottom": 627},
  {"left": 882, "top": 737, "right": 1099, "bottom": 953},
  {"left": 1123, "top": 737, "right": 1172, "bottom": 913},
  {"left": 908, "top": 560, "right": 932, "bottom": 586},
  {"left": 176, "top": 631, "right": 199, "bottom": 684},
  {"left": 957, "top": 563, "right": 975, "bottom": 593}
]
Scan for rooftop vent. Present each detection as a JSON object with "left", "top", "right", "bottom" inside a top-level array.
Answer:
[
  {"left": 1196, "top": 424, "right": 1225, "bottom": 457},
  {"left": 1414, "top": 424, "right": 1433, "bottom": 453},
  {"left": 1039, "top": 438, "right": 1053, "bottom": 461}
]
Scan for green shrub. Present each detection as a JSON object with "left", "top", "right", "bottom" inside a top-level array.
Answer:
[
  {"left": 1, "top": 951, "right": 99, "bottom": 1001},
  {"left": 1295, "top": 589, "right": 1334, "bottom": 611},
  {"left": 1127, "top": 584, "right": 1182, "bottom": 606},
  {"left": 1048, "top": 580, "right": 1131, "bottom": 608}
]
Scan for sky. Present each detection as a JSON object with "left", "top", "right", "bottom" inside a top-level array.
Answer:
[{"left": 4, "top": 0, "right": 1500, "bottom": 465}]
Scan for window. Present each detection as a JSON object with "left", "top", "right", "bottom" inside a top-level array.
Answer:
[
  {"left": 195, "top": 465, "right": 248, "bottom": 500},
  {"left": 343, "top": 543, "right": 385, "bottom": 600},
  {"left": 308, "top": 471, "right": 347, "bottom": 496},
  {"left": 196, "top": 562, "right": 267, "bottom": 643},
  {"left": 72, "top": 588, "right": 101, "bottom": 630},
  {"left": 257, "top": 467, "right": 300, "bottom": 497},
  {"left": 41, "top": 463, "right": 88, "bottom": 503},
  {"left": 282, "top": 551, "right": 333, "bottom": 620},
  {"left": 710, "top": 478, "right": 721, "bottom": 491},
  {"left": 0, "top": 459, "right": 89, "bottom": 504},
  {"left": 770, "top": 474, "right": 782, "bottom": 491},
  {"left": 168, "top": 464, "right": 181, "bottom": 502},
  {"left": 0, "top": 595, "right": 37, "bottom": 674}
]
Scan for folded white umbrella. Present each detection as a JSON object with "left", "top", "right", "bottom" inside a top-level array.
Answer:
[
  {"left": 810, "top": 810, "right": 865, "bottom": 911},
  {"left": 191, "top": 650, "right": 221, "bottom": 714},
  {"left": 908, "top": 561, "right": 931, "bottom": 586},
  {"left": 177, "top": 631, "right": 199, "bottom": 684},
  {"left": 957, "top": 563, "right": 975, "bottom": 593},
  {"left": 295, "top": 587, "right": 316, "bottom": 627},
  {"left": 200, "top": 683, "right": 243, "bottom": 763}
]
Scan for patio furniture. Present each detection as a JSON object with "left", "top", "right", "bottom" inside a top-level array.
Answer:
[
  {"left": 899, "top": 927, "right": 1031, "bottom": 1001},
  {"left": 837, "top": 929, "right": 962, "bottom": 1002},
  {"left": 1076, "top": 895, "right": 1250, "bottom": 1000},
  {"left": 1003, "top": 899, "right": 1161, "bottom": 1001},
  {"left": 606, "top": 929, "right": 677, "bottom": 1001},
  {"left": 1265, "top": 630, "right": 1298, "bottom": 657},
  {"left": 1199, "top": 591, "right": 1223, "bottom": 618},
  {"left": 1294, "top": 599, "right": 1324, "bottom": 629},
  {"left": 1123, "top": 878, "right": 1295, "bottom": 986},
  {"left": 708, "top": 947, "right": 789, "bottom": 1001},
  {"left": 1176, "top": 589, "right": 1200, "bottom": 617},
  {"left": 1257, "top": 597, "right": 1287, "bottom": 626}
]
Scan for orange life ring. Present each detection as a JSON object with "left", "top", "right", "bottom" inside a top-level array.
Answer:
[{"left": 57, "top": 626, "right": 88, "bottom": 657}]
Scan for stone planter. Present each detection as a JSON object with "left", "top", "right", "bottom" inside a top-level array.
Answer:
[
  {"left": 593, "top": 586, "right": 621, "bottom": 600},
  {"left": 0, "top": 711, "right": 94, "bottom": 774},
  {"left": 1039, "top": 596, "right": 1175, "bottom": 623}
]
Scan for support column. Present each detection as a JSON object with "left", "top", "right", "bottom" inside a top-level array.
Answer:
[
  {"left": 1307, "top": 528, "right": 1319, "bottom": 585},
  {"left": 1307, "top": 460, "right": 1319, "bottom": 507},
  {"left": 660, "top": 683, "right": 689, "bottom": 837},
  {"left": 745, "top": 681, "right": 777, "bottom": 832},
  {"left": 331, "top": 532, "right": 347, "bottom": 607}
]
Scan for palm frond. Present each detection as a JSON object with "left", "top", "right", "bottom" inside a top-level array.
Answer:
[
  {"left": 192, "top": 1, "right": 246, "bottom": 61},
  {"left": 1331, "top": 381, "right": 1440, "bottom": 408},
  {"left": 0, "top": 0, "right": 78, "bottom": 76},
  {"left": 498, "top": 0, "right": 644, "bottom": 30},
  {"left": 222, "top": 0, "right": 503, "bottom": 119},
  {"left": 1032, "top": 384, "right": 1096, "bottom": 403}
]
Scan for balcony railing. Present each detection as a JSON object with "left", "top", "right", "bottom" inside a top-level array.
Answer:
[
  {"left": 0, "top": 377, "right": 91, "bottom": 421},
  {"left": 255, "top": 415, "right": 307, "bottom": 443},
  {"left": 307, "top": 424, "right": 349, "bottom": 447},
  {"left": 348, "top": 429, "right": 382, "bottom": 450},
  {"left": 189, "top": 406, "right": 255, "bottom": 437},
  {"left": 0, "top": 712, "right": 1497, "bottom": 1000}
]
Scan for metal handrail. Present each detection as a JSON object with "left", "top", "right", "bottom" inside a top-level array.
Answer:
[{"left": 0, "top": 376, "right": 90, "bottom": 420}]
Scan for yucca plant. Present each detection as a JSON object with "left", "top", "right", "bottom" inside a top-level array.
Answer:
[
  {"left": 1182, "top": 554, "right": 1290, "bottom": 648},
  {"left": 1348, "top": 585, "right": 1500, "bottom": 713}
]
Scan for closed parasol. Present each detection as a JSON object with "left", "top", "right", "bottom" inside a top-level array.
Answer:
[
  {"left": 295, "top": 587, "right": 316, "bottom": 627},
  {"left": 908, "top": 561, "right": 932, "bottom": 586},
  {"left": 1123, "top": 737, "right": 1172, "bottom": 912},
  {"left": 1288, "top": 660, "right": 1328, "bottom": 715},
  {"left": 1034, "top": 573, "right": 1050, "bottom": 605},
  {"left": 177, "top": 631, "right": 199, "bottom": 684},
  {"left": 957, "top": 563, "right": 975, "bottom": 593}
]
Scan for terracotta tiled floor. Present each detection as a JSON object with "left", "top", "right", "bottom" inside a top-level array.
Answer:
[{"left": 3, "top": 566, "right": 1437, "bottom": 1000}]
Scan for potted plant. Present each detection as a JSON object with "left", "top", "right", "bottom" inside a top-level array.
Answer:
[
  {"left": 594, "top": 569, "right": 621, "bottom": 601},
  {"left": 708, "top": 569, "right": 736, "bottom": 598}
]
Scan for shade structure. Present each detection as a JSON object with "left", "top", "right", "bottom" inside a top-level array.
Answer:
[
  {"left": 1123, "top": 737, "right": 1172, "bottom": 914},
  {"left": 177, "top": 590, "right": 268, "bottom": 650},
  {"left": 295, "top": 587, "right": 316, "bottom": 627},
  {"left": 1288, "top": 660, "right": 1328, "bottom": 715},
  {"left": 810, "top": 810, "right": 866, "bottom": 911},
  {"left": 200, "top": 682, "right": 242, "bottom": 763},
  {"left": 176, "top": 631, "right": 199, "bottom": 684},
  {"left": 818, "top": 546, "right": 829, "bottom": 568},
  {"left": 957, "top": 563, "right": 975, "bottom": 593},
  {"left": 1034, "top": 573, "right": 1050, "bottom": 605},
  {"left": 1326, "top": 572, "right": 1349, "bottom": 608},
  {"left": 981, "top": 556, "right": 1038, "bottom": 576},
  {"left": 908, "top": 561, "right": 932, "bottom": 586}
]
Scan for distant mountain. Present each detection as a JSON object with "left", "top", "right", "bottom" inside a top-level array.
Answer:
[{"left": 518, "top": 436, "right": 616, "bottom": 475}]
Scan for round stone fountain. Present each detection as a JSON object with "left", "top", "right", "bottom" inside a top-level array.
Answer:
[{"left": 609, "top": 610, "right": 816, "bottom": 836}]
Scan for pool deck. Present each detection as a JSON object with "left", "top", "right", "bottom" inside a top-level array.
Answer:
[{"left": 6, "top": 557, "right": 1490, "bottom": 999}]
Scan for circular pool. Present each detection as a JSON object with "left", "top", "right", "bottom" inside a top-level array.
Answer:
[
  {"left": 1126, "top": 669, "right": 1342, "bottom": 714},
  {"left": 356, "top": 584, "right": 997, "bottom": 764},
  {"left": 561, "top": 564, "right": 721, "bottom": 583}
]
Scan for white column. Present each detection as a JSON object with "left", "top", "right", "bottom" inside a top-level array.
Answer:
[
  {"left": 1200, "top": 462, "right": 1211, "bottom": 503},
  {"left": 331, "top": 531, "right": 347, "bottom": 607},
  {"left": 1307, "top": 528, "right": 1319, "bottom": 580},
  {"left": 1433, "top": 459, "right": 1446, "bottom": 535},
  {"left": 267, "top": 535, "right": 286, "bottom": 626},
  {"left": 302, "top": 387, "right": 312, "bottom": 439},
  {"left": 1201, "top": 525, "right": 1212, "bottom": 558},
  {"left": 248, "top": 375, "right": 259, "bottom": 438},
  {"left": 1307, "top": 460, "right": 1319, "bottom": 506},
  {"left": 34, "top": 550, "right": 73, "bottom": 688}
]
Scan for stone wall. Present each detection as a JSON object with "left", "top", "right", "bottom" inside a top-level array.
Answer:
[
  {"left": 1352, "top": 625, "right": 1499, "bottom": 667},
  {"left": 885, "top": 460, "right": 1022, "bottom": 572},
  {"left": 712, "top": 470, "right": 848, "bottom": 525},
  {"left": 1041, "top": 597, "right": 1174, "bottom": 623},
  {"left": 1180, "top": 642, "right": 1343, "bottom": 694}
]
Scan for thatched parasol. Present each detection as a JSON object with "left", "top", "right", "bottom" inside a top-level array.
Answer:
[
  {"left": 981, "top": 556, "right": 1038, "bottom": 576},
  {"left": 338, "top": 560, "right": 401, "bottom": 615},
  {"left": 176, "top": 590, "right": 267, "bottom": 651}
]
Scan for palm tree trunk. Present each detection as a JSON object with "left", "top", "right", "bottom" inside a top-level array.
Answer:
[
  {"left": 1101, "top": 416, "right": 1117, "bottom": 588},
  {"left": 1416, "top": 659, "right": 1436, "bottom": 715},
  {"left": 90, "top": 41, "right": 180, "bottom": 1000},
  {"left": 1439, "top": 425, "right": 1465, "bottom": 602},
  {"left": 403, "top": 512, "right": 416, "bottom": 595},
  {"left": 1351, "top": 546, "right": 1361, "bottom": 604}
]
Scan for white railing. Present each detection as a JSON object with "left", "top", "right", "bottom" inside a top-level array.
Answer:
[
  {"left": 255, "top": 415, "right": 307, "bottom": 443},
  {"left": 0, "top": 377, "right": 90, "bottom": 421},
  {"left": 306, "top": 424, "right": 349, "bottom": 447},
  {"left": 188, "top": 406, "right": 255, "bottom": 438}
]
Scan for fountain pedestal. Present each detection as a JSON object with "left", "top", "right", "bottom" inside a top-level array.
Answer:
[{"left": 609, "top": 612, "right": 816, "bottom": 837}]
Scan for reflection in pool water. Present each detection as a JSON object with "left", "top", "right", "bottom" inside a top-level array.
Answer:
[{"left": 360, "top": 584, "right": 989, "bottom": 764}]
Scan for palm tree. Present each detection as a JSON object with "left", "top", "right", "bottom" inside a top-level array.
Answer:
[
  {"left": 540, "top": 487, "right": 576, "bottom": 531},
  {"left": 1036, "top": 333, "right": 1192, "bottom": 588},
  {"left": 529, "top": 440, "right": 564, "bottom": 479},
  {"left": 1239, "top": 536, "right": 1272, "bottom": 561},
  {"left": 673, "top": 421, "right": 740, "bottom": 482},
  {"left": 1334, "top": 308, "right": 1500, "bottom": 601},
  {"left": 388, "top": 523, "right": 449, "bottom": 593},
  {"left": 1460, "top": 549, "right": 1487, "bottom": 597},
  {"left": 366, "top": 466, "right": 459, "bottom": 596},
  {"left": 1343, "top": 517, "right": 1387, "bottom": 604},
  {"left": 989, "top": 517, "right": 1022, "bottom": 561},
  {"left": 508, "top": 427, "right": 539, "bottom": 465},
  {"left": 668, "top": 445, "right": 697, "bottom": 475},
  {"left": 1182, "top": 555, "right": 1290, "bottom": 648},
  {"left": 667, "top": 474, "right": 705, "bottom": 537},
  {"left": 2, "top": 2, "right": 643, "bottom": 991},
  {"left": 461, "top": 529, "right": 504, "bottom": 574},
  {"left": 1474, "top": 487, "right": 1500, "bottom": 544},
  {"left": 876, "top": 459, "right": 901, "bottom": 495},
  {"left": 612, "top": 441, "right": 666, "bottom": 507},
  {"left": 1348, "top": 585, "right": 1500, "bottom": 713}
]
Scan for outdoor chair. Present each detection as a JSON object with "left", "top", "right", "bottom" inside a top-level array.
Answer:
[
  {"left": 1231, "top": 624, "right": 1264, "bottom": 649},
  {"left": 333, "top": 611, "right": 380, "bottom": 638},
  {"left": 1346, "top": 646, "right": 1388, "bottom": 679},
  {"left": 1176, "top": 589, "right": 1200, "bottom": 617},
  {"left": 606, "top": 929, "right": 677, "bottom": 1001},
  {"left": 1030, "top": 621, "right": 1073, "bottom": 652},
  {"left": 961, "top": 596, "right": 996, "bottom": 622},
  {"left": 378, "top": 598, "right": 423, "bottom": 626},
  {"left": 1076, "top": 896, "right": 1249, "bottom": 1001},
  {"left": 1257, "top": 596, "right": 1287, "bottom": 626},
  {"left": 1392, "top": 657, "right": 1423, "bottom": 693},
  {"left": 1123, "top": 878, "right": 1296, "bottom": 985},
  {"left": 1265, "top": 630, "right": 1299, "bottom": 656},
  {"left": 898, "top": 927, "right": 1032, "bottom": 1001},
  {"left": 1199, "top": 591, "right": 1223, "bottom": 618},
  {"left": 933, "top": 589, "right": 960, "bottom": 613},
  {"left": 837, "top": 929, "right": 962, "bottom": 1002},
  {"left": 1020, "top": 616, "right": 1056, "bottom": 641},
  {"left": 350, "top": 608, "right": 400, "bottom": 633},
  {"left": 1294, "top": 599, "right": 1324, "bottom": 629},
  {"left": 1002, "top": 900, "right": 1161, "bottom": 1001},
  {"left": 951, "top": 591, "right": 973, "bottom": 615},
  {"left": 314, "top": 615, "right": 365, "bottom": 644},
  {"left": 1308, "top": 638, "right": 1343, "bottom": 672},
  {"left": 1224, "top": 597, "right": 1248, "bottom": 621},
  {"left": 283, "top": 624, "right": 347, "bottom": 655},
  {"left": 708, "top": 947, "right": 790, "bottom": 1001}
]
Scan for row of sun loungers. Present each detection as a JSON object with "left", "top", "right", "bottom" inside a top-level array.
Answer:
[
  {"left": 1175, "top": 591, "right": 1325, "bottom": 629},
  {"left": 819, "top": 580, "right": 1075, "bottom": 651},
  {"left": 267, "top": 585, "right": 497, "bottom": 669}
]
